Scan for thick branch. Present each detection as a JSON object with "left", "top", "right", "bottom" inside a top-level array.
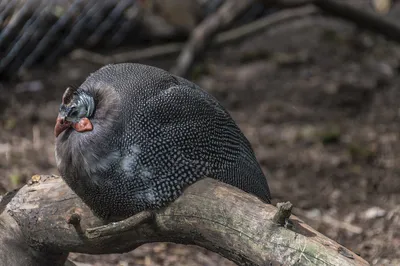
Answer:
[{"left": 0, "top": 175, "right": 369, "bottom": 266}]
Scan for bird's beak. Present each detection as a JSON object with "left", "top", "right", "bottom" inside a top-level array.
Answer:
[{"left": 54, "top": 116, "right": 72, "bottom": 137}]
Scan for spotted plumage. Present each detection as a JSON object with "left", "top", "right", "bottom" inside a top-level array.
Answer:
[{"left": 55, "top": 63, "right": 271, "bottom": 221}]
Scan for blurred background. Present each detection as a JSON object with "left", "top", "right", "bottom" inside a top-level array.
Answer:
[{"left": 1, "top": 0, "right": 400, "bottom": 265}]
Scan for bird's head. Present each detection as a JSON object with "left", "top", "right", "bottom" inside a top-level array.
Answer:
[{"left": 55, "top": 86, "right": 95, "bottom": 137}]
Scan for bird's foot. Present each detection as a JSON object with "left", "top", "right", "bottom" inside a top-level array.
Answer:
[{"left": 85, "top": 211, "right": 154, "bottom": 239}]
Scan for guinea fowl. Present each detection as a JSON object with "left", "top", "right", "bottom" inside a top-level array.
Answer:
[{"left": 55, "top": 63, "right": 271, "bottom": 221}]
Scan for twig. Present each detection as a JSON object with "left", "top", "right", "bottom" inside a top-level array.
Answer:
[
  {"left": 85, "top": 211, "right": 153, "bottom": 238},
  {"left": 67, "top": 213, "right": 84, "bottom": 235},
  {"left": 70, "top": 6, "right": 319, "bottom": 65},
  {"left": 273, "top": 201, "right": 293, "bottom": 225}
]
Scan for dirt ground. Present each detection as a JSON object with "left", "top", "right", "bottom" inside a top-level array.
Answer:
[{"left": 1, "top": 14, "right": 400, "bottom": 266}]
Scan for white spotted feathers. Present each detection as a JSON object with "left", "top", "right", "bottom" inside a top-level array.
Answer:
[{"left": 55, "top": 63, "right": 271, "bottom": 221}]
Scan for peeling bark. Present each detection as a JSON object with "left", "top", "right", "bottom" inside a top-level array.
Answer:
[{"left": 0, "top": 175, "right": 369, "bottom": 266}]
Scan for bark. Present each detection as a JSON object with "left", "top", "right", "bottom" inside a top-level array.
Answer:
[{"left": 0, "top": 175, "right": 369, "bottom": 266}]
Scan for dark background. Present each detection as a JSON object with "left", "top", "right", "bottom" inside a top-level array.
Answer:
[{"left": 1, "top": 1, "right": 400, "bottom": 265}]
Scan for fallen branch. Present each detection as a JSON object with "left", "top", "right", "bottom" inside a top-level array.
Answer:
[
  {"left": 170, "top": 0, "right": 259, "bottom": 77},
  {"left": 170, "top": 0, "right": 400, "bottom": 78},
  {"left": 70, "top": 5, "right": 319, "bottom": 65},
  {"left": 0, "top": 175, "right": 369, "bottom": 266}
]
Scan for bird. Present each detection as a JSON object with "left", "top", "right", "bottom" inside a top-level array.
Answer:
[{"left": 54, "top": 63, "right": 271, "bottom": 221}]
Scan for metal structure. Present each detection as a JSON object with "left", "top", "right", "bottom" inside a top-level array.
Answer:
[
  {"left": 0, "top": 0, "right": 268, "bottom": 79},
  {"left": 0, "top": 0, "right": 145, "bottom": 78}
]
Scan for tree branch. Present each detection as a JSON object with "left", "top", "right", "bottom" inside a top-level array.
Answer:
[
  {"left": 72, "top": 0, "right": 400, "bottom": 73},
  {"left": 169, "top": 0, "right": 400, "bottom": 78},
  {"left": 0, "top": 175, "right": 369, "bottom": 266},
  {"left": 170, "top": 0, "right": 259, "bottom": 77},
  {"left": 70, "top": 5, "right": 318, "bottom": 66}
]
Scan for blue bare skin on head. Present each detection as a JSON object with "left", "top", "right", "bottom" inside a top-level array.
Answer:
[{"left": 54, "top": 87, "right": 95, "bottom": 137}]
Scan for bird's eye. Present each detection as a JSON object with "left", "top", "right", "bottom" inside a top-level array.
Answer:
[
  {"left": 70, "top": 110, "right": 79, "bottom": 117},
  {"left": 68, "top": 106, "right": 79, "bottom": 117}
]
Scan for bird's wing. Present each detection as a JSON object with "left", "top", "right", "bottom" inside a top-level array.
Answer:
[{"left": 131, "top": 81, "right": 271, "bottom": 205}]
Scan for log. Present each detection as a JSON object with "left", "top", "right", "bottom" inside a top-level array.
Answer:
[{"left": 0, "top": 174, "right": 369, "bottom": 266}]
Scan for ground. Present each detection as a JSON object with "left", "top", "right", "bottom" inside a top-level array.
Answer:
[{"left": 1, "top": 14, "right": 400, "bottom": 266}]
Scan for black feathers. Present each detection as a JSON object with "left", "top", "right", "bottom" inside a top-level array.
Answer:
[
  {"left": 62, "top": 86, "right": 77, "bottom": 105},
  {"left": 55, "top": 63, "right": 271, "bottom": 221}
]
